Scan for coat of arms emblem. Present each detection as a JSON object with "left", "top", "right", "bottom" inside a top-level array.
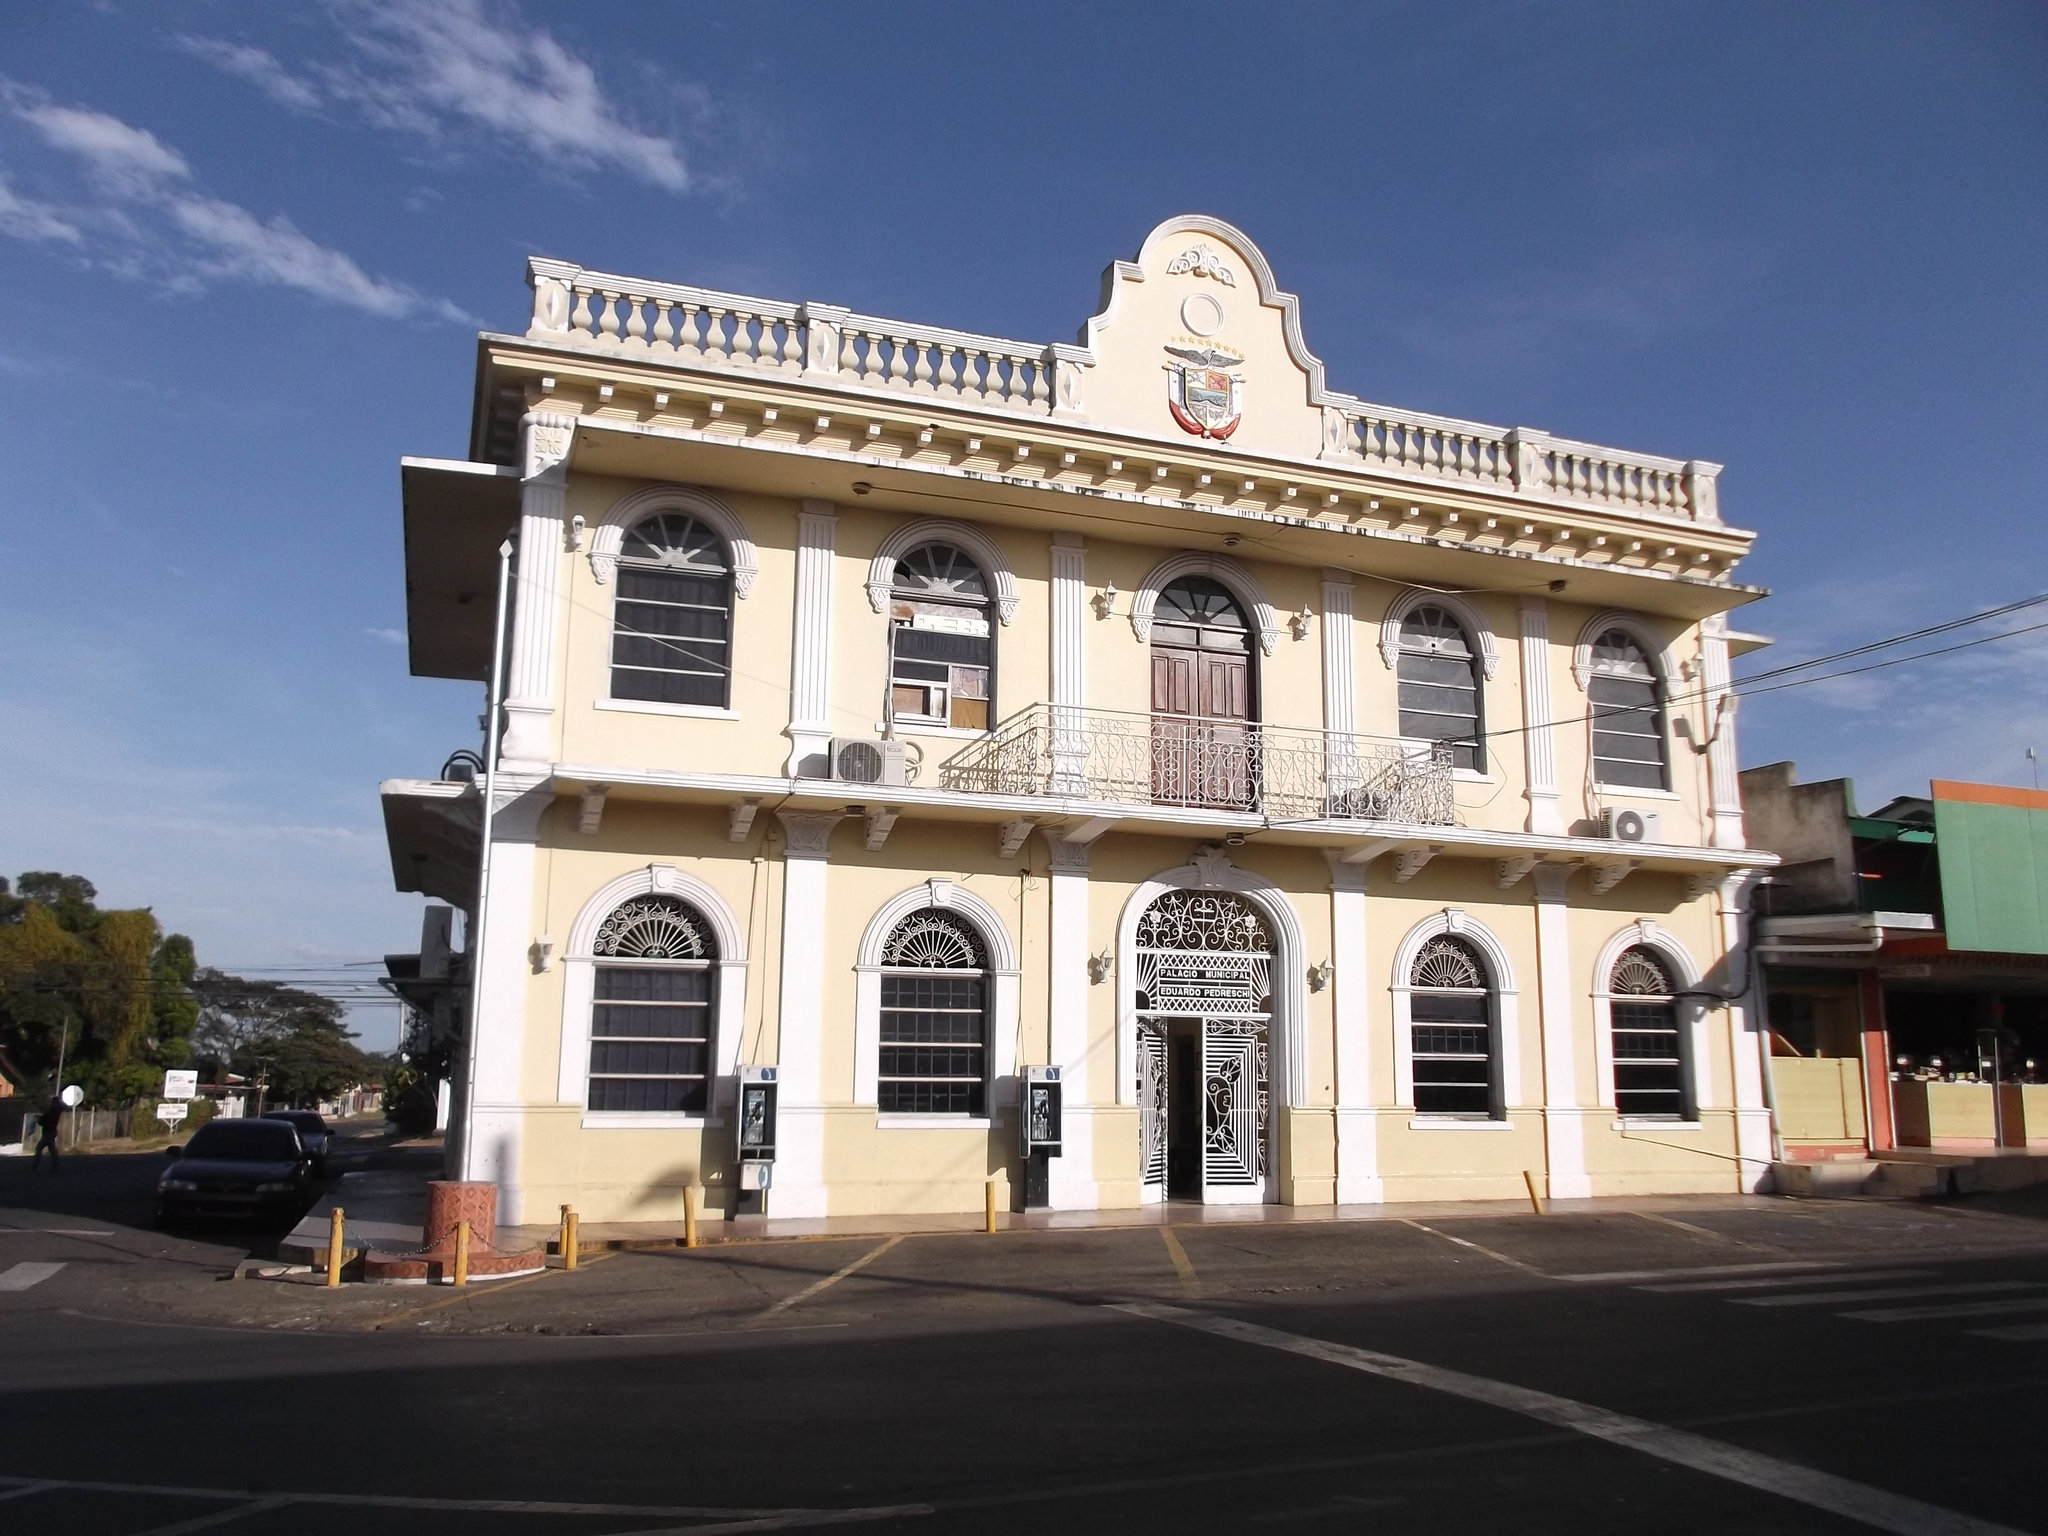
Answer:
[{"left": 1164, "top": 345, "right": 1243, "bottom": 440}]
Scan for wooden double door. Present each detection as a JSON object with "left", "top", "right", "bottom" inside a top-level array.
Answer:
[{"left": 1150, "top": 646, "right": 1253, "bottom": 808}]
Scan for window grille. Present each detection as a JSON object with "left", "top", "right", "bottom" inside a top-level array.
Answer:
[
  {"left": 1152, "top": 577, "right": 1250, "bottom": 653},
  {"left": 889, "top": 544, "right": 992, "bottom": 731},
  {"left": 1409, "top": 935, "right": 1497, "bottom": 1118},
  {"left": 1397, "top": 605, "right": 1483, "bottom": 770},
  {"left": 878, "top": 909, "right": 989, "bottom": 1115},
  {"left": 1589, "top": 628, "right": 1668, "bottom": 790},
  {"left": 610, "top": 512, "right": 733, "bottom": 707},
  {"left": 589, "top": 895, "right": 716, "bottom": 1113},
  {"left": 1609, "top": 945, "right": 1687, "bottom": 1119}
]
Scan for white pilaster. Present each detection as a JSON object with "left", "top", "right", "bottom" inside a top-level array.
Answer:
[
  {"left": 1319, "top": 570, "right": 1356, "bottom": 736},
  {"left": 1043, "top": 832, "right": 1098, "bottom": 1210},
  {"left": 1700, "top": 614, "right": 1746, "bottom": 849},
  {"left": 1532, "top": 863, "right": 1590, "bottom": 1199},
  {"left": 1519, "top": 597, "right": 1564, "bottom": 835},
  {"left": 772, "top": 811, "right": 838, "bottom": 1216},
  {"left": 458, "top": 787, "right": 547, "bottom": 1222},
  {"left": 499, "top": 413, "right": 575, "bottom": 770},
  {"left": 786, "top": 500, "right": 837, "bottom": 777},
  {"left": 1049, "top": 534, "right": 1087, "bottom": 794},
  {"left": 1325, "top": 852, "right": 1382, "bottom": 1204},
  {"left": 1721, "top": 872, "right": 1772, "bottom": 1189}
]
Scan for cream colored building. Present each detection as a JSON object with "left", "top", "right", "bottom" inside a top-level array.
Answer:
[{"left": 385, "top": 216, "right": 1775, "bottom": 1225}]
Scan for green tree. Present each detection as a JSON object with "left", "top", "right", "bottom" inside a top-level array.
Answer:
[{"left": 192, "top": 970, "right": 374, "bottom": 1107}]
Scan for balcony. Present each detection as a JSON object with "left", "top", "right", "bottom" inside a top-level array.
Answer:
[{"left": 938, "top": 705, "right": 1457, "bottom": 827}]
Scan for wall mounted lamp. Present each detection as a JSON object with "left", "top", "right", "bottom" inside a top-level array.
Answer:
[
  {"left": 1308, "top": 960, "right": 1334, "bottom": 993},
  {"left": 1092, "top": 581, "right": 1118, "bottom": 619},
  {"left": 1087, "top": 949, "right": 1115, "bottom": 984}
]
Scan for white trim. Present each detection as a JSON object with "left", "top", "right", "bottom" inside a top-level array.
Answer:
[
  {"left": 1408, "top": 1117, "right": 1515, "bottom": 1131},
  {"left": 1388, "top": 910, "right": 1521, "bottom": 1115},
  {"left": 1613, "top": 1118, "right": 1704, "bottom": 1132},
  {"left": 587, "top": 483, "right": 758, "bottom": 596},
  {"left": 787, "top": 502, "right": 837, "bottom": 776},
  {"left": 1326, "top": 857, "right": 1380, "bottom": 1202},
  {"left": 1592, "top": 784, "right": 1680, "bottom": 801},
  {"left": 1519, "top": 596, "right": 1563, "bottom": 835},
  {"left": 852, "top": 882, "right": 1021, "bottom": 1109},
  {"left": 865, "top": 518, "right": 1020, "bottom": 625},
  {"left": 557, "top": 865, "right": 749, "bottom": 1107},
  {"left": 1115, "top": 857, "right": 1308, "bottom": 1204},
  {"left": 1571, "top": 611, "right": 1679, "bottom": 692},
  {"left": 1128, "top": 551, "right": 1282, "bottom": 656},
  {"left": 1319, "top": 571, "right": 1356, "bottom": 737},
  {"left": 594, "top": 699, "right": 740, "bottom": 721},
  {"left": 581, "top": 1113, "right": 713, "bottom": 1130},
  {"left": 876, "top": 1115, "right": 994, "bottom": 1131},
  {"left": 1378, "top": 588, "right": 1502, "bottom": 680},
  {"left": 1589, "top": 922, "right": 1706, "bottom": 1114}
]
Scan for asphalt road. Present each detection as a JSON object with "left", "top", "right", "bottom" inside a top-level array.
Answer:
[{"left": 5, "top": 1138, "right": 2048, "bottom": 1535}]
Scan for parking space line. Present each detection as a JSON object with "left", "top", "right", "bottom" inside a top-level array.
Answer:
[
  {"left": 1399, "top": 1221, "right": 1546, "bottom": 1276},
  {"left": 131, "top": 1495, "right": 290, "bottom": 1535},
  {"left": 1111, "top": 1301, "right": 2027, "bottom": 1536},
  {"left": 1640, "top": 1269, "right": 1930, "bottom": 1294},
  {"left": 0, "top": 1481, "right": 57, "bottom": 1502},
  {"left": 0, "top": 1262, "right": 64, "bottom": 1292},
  {"left": 1160, "top": 1226, "right": 1197, "bottom": 1285},
  {"left": 1631, "top": 1211, "right": 1757, "bottom": 1248},
  {"left": 756, "top": 1235, "right": 904, "bottom": 1318},
  {"left": 1842, "top": 1296, "right": 2048, "bottom": 1324},
  {"left": 1972, "top": 1322, "right": 2048, "bottom": 1341},
  {"left": 1561, "top": 1260, "right": 1843, "bottom": 1285},
  {"left": 1737, "top": 1281, "right": 2040, "bottom": 1309}
]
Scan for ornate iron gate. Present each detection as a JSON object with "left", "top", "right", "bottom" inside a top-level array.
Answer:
[{"left": 1133, "top": 890, "right": 1273, "bottom": 1199}]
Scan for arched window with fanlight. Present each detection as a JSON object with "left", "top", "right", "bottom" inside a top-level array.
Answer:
[
  {"left": 1608, "top": 946, "right": 1690, "bottom": 1119},
  {"left": 587, "top": 895, "right": 718, "bottom": 1113},
  {"left": 888, "top": 543, "right": 993, "bottom": 731},
  {"left": 1397, "top": 605, "right": 1483, "bottom": 769},
  {"left": 877, "top": 908, "right": 990, "bottom": 1115},
  {"left": 610, "top": 512, "right": 733, "bottom": 706},
  {"left": 1589, "top": 629, "right": 1668, "bottom": 790},
  {"left": 1409, "top": 935, "right": 1499, "bottom": 1118}
]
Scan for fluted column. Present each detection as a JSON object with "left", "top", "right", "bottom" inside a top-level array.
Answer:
[
  {"left": 786, "top": 500, "right": 837, "bottom": 776},
  {"left": 1533, "top": 863, "right": 1590, "bottom": 1198},
  {"left": 1700, "top": 615, "right": 1746, "bottom": 849},
  {"left": 498, "top": 412, "right": 575, "bottom": 772},
  {"left": 1043, "top": 831, "right": 1097, "bottom": 1209},
  {"left": 1325, "top": 852, "right": 1381, "bottom": 1203},
  {"left": 1519, "top": 597, "right": 1564, "bottom": 834},
  {"left": 1049, "top": 534, "right": 1087, "bottom": 794},
  {"left": 771, "top": 811, "right": 839, "bottom": 1217}
]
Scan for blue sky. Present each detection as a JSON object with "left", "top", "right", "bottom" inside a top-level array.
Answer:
[{"left": 2, "top": 1, "right": 2043, "bottom": 1047}]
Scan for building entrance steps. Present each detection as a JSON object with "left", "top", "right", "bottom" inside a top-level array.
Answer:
[{"left": 1770, "top": 1149, "right": 2048, "bottom": 1200}]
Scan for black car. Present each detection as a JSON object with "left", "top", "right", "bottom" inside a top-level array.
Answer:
[
  {"left": 157, "top": 1118, "right": 315, "bottom": 1223},
  {"left": 261, "top": 1109, "right": 333, "bottom": 1175}
]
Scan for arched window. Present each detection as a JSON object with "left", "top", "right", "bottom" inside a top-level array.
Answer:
[
  {"left": 588, "top": 895, "right": 717, "bottom": 1112},
  {"left": 1588, "top": 629, "right": 1667, "bottom": 790},
  {"left": 1410, "top": 936, "right": 1498, "bottom": 1118},
  {"left": 610, "top": 513, "right": 733, "bottom": 706},
  {"left": 1609, "top": 946, "right": 1688, "bottom": 1119},
  {"left": 878, "top": 908, "right": 990, "bottom": 1114},
  {"left": 888, "top": 544, "right": 992, "bottom": 731},
  {"left": 1397, "top": 604, "right": 1483, "bottom": 769}
]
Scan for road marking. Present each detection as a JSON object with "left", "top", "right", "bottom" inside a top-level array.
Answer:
[
  {"left": 131, "top": 1496, "right": 291, "bottom": 1535},
  {"left": 1641, "top": 1269, "right": 1932, "bottom": 1294},
  {"left": 757, "top": 1235, "right": 904, "bottom": 1317},
  {"left": 0, "top": 1228, "right": 115, "bottom": 1237},
  {"left": 1160, "top": 1226, "right": 1197, "bottom": 1285},
  {"left": 1842, "top": 1296, "right": 2048, "bottom": 1324},
  {"left": 366, "top": 1252, "right": 607, "bottom": 1331},
  {"left": 0, "top": 1481, "right": 57, "bottom": 1502},
  {"left": 1399, "top": 1220, "right": 1545, "bottom": 1276},
  {"left": 1972, "top": 1322, "right": 2048, "bottom": 1341},
  {"left": 1630, "top": 1210, "right": 1757, "bottom": 1247},
  {"left": 1736, "top": 1281, "right": 2041, "bottom": 1309},
  {"left": 0, "top": 1262, "right": 63, "bottom": 1292},
  {"left": 1111, "top": 1301, "right": 2026, "bottom": 1536},
  {"left": 1561, "top": 1260, "right": 1844, "bottom": 1285}
]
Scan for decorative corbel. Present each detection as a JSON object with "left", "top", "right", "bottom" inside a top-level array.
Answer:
[
  {"left": 1589, "top": 858, "right": 1637, "bottom": 895},
  {"left": 576, "top": 785, "right": 607, "bottom": 835},
  {"left": 1392, "top": 846, "right": 1440, "bottom": 883},
  {"left": 728, "top": 799, "right": 760, "bottom": 843},
  {"left": 1495, "top": 855, "right": 1538, "bottom": 890},
  {"left": 864, "top": 806, "right": 900, "bottom": 852}
]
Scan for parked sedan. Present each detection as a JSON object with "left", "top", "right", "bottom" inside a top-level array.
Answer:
[
  {"left": 157, "top": 1118, "right": 315, "bottom": 1223},
  {"left": 261, "top": 1109, "right": 333, "bottom": 1175}
]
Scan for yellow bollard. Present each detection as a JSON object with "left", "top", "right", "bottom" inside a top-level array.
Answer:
[
  {"left": 325, "top": 1205, "right": 345, "bottom": 1288},
  {"left": 453, "top": 1220, "right": 470, "bottom": 1287},
  {"left": 984, "top": 1177, "right": 999, "bottom": 1235},
  {"left": 683, "top": 1184, "right": 700, "bottom": 1249},
  {"left": 558, "top": 1204, "right": 570, "bottom": 1266},
  {"left": 1523, "top": 1169, "right": 1547, "bottom": 1216},
  {"left": 563, "top": 1208, "right": 579, "bottom": 1271}
]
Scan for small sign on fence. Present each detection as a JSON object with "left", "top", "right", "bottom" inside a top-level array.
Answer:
[
  {"left": 156, "top": 1102, "right": 189, "bottom": 1127},
  {"left": 162, "top": 1070, "right": 198, "bottom": 1101}
]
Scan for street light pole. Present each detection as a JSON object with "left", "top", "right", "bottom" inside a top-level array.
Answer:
[{"left": 457, "top": 536, "right": 515, "bottom": 1181}]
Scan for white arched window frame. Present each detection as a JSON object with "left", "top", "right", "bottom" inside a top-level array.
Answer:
[
  {"left": 1590, "top": 921, "right": 1710, "bottom": 1120},
  {"left": 1389, "top": 911, "right": 1521, "bottom": 1122},
  {"left": 1572, "top": 612, "right": 1681, "bottom": 794},
  {"left": 1112, "top": 854, "right": 1308, "bottom": 1120},
  {"left": 558, "top": 865, "right": 749, "bottom": 1127},
  {"left": 588, "top": 484, "right": 759, "bottom": 595},
  {"left": 865, "top": 519, "right": 1020, "bottom": 625},
  {"left": 1129, "top": 552, "right": 1282, "bottom": 656},
  {"left": 1378, "top": 589, "right": 1502, "bottom": 680},
  {"left": 883, "top": 541, "right": 997, "bottom": 734},
  {"left": 853, "top": 881, "right": 1020, "bottom": 1122}
]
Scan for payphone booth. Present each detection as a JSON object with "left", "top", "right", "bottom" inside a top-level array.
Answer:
[
  {"left": 1019, "top": 1065, "right": 1062, "bottom": 1210},
  {"left": 737, "top": 1066, "right": 777, "bottom": 1214}
]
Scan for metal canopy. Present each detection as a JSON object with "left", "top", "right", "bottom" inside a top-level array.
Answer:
[{"left": 400, "top": 457, "right": 519, "bottom": 682}]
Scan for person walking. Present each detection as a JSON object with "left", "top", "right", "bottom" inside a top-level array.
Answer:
[{"left": 32, "top": 1096, "right": 63, "bottom": 1173}]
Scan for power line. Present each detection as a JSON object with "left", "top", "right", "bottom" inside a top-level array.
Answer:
[{"left": 1733, "top": 591, "right": 2048, "bottom": 685}]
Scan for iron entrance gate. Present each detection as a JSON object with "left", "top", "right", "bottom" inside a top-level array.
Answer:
[{"left": 1133, "top": 890, "right": 1273, "bottom": 1203}]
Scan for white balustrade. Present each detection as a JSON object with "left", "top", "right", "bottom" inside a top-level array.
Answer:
[{"left": 939, "top": 704, "right": 1457, "bottom": 827}]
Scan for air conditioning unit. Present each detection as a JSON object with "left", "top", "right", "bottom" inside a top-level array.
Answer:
[
  {"left": 830, "top": 737, "right": 909, "bottom": 787},
  {"left": 1603, "top": 807, "right": 1661, "bottom": 844}
]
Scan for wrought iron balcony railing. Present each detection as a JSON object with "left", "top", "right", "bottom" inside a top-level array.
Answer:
[{"left": 938, "top": 705, "right": 1458, "bottom": 827}]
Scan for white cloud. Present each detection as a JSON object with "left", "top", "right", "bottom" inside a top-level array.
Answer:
[
  {"left": 175, "top": 36, "right": 323, "bottom": 111},
  {"left": 364, "top": 627, "right": 407, "bottom": 645},
  {"left": 0, "top": 84, "right": 473, "bottom": 322}
]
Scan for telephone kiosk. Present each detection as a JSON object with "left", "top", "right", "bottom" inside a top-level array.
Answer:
[
  {"left": 736, "top": 1066, "right": 777, "bottom": 1215},
  {"left": 1019, "top": 1065, "right": 1062, "bottom": 1210}
]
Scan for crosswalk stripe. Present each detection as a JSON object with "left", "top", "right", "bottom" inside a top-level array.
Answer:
[
  {"left": 1736, "top": 1281, "right": 2040, "bottom": 1309},
  {"left": 1639, "top": 1269, "right": 1931, "bottom": 1295},
  {"left": 1842, "top": 1296, "right": 2048, "bottom": 1324},
  {"left": 1971, "top": 1322, "right": 2048, "bottom": 1341},
  {"left": 0, "top": 1262, "right": 64, "bottom": 1292}
]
